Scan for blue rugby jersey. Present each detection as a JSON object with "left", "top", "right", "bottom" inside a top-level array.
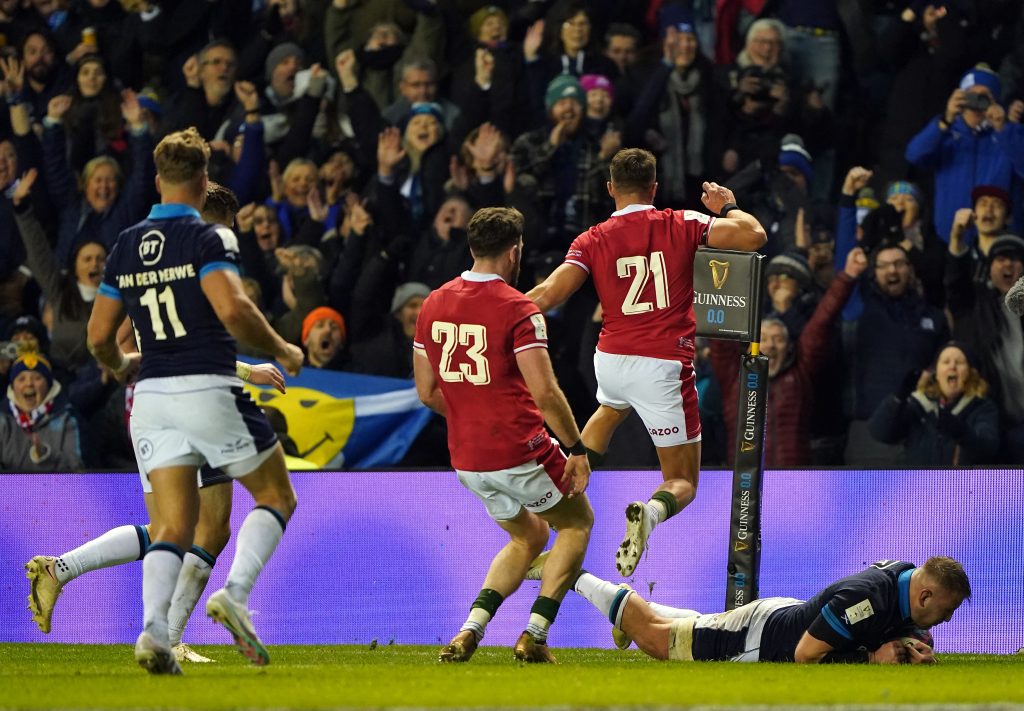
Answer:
[
  {"left": 758, "top": 560, "right": 919, "bottom": 661},
  {"left": 100, "top": 204, "right": 239, "bottom": 381}
]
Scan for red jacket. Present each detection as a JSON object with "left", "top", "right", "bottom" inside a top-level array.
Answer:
[{"left": 711, "top": 273, "right": 855, "bottom": 467}]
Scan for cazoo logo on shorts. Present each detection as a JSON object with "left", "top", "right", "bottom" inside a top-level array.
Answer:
[
  {"left": 526, "top": 491, "right": 554, "bottom": 508},
  {"left": 649, "top": 426, "right": 680, "bottom": 436}
]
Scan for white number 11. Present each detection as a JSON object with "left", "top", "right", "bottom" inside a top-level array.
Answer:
[{"left": 139, "top": 286, "right": 187, "bottom": 340}]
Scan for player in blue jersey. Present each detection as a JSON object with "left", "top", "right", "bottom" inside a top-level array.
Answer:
[
  {"left": 25, "top": 183, "right": 284, "bottom": 665},
  {"left": 86, "top": 128, "right": 304, "bottom": 675},
  {"left": 550, "top": 557, "right": 969, "bottom": 664}
]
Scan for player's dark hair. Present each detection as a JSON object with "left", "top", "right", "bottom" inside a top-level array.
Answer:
[
  {"left": 467, "top": 207, "right": 523, "bottom": 258},
  {"left": 154, "top": 127, "right": 210, "bottom": 186},
  {"left": 922, "top": 556, "right": 971, "bottom": 601},
  {"left": 202, "top": 181, "right": 240, "bottom": 226},
  {"left": 610, "top": 148, "right": 656, "bottom": 192}
]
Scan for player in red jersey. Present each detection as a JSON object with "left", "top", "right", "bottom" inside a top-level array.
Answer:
[
  {"left": 414, "top": 207, "right": 593, "bottom": 664},
  {"left": 528, "top": 148, "right": 767, "bottom": 577}
]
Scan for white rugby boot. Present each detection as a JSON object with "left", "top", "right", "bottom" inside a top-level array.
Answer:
[
  {"left": 615, "top": 501, "right": 652, "bottom": 577},
  {"left": 173, "top": 643, "right": 214, "bottom": 663},
  {"left": 135, "top": 631, "right": 183, "bottom": 675},
  {"left": 206, "top": 588, "right": 269, "bottom": 666}
]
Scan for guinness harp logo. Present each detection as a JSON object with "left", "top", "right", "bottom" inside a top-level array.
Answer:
[
  {"left": 734, "top": 540, "right": 749, "bottom": 552},
  {"left": 709, "top": 260, "right": 730, "bottom": 290},
  {"left": 740, "top": 441, "right": 755, "bottom": 452}
]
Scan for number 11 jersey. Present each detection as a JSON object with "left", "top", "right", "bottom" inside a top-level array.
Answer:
[
  {"left": 414, "top": 271, "right": 550, "bottom": 472},
  {"left": 99, "top": 204, "right": 239, "bottom": 381},
  {"left": 565, "top": 204, "right": 715, "bottom": 362}
]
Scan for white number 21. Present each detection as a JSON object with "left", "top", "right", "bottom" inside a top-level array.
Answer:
[{"left": 617, "top": 250, "right": 670, "bottom": 315}]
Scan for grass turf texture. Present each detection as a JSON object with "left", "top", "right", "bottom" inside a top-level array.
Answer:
[{"left": 1, "top": 644, "right": 1022, "bottom": 708}]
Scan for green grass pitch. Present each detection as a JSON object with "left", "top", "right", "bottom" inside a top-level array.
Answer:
[{"left": 2, "top": 644, "right": 1022, "bottom": 708}]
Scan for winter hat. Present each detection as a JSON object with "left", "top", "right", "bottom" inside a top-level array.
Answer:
[
  {"left": 9, "top": 349, "right": 53, "bottom": 390},
  {"left": 778, "top": 134, "right": 813, "bottom": 184},
  {"left": 580, "top": 74, "right": 614, "bottom": 102},
  {"left": 766, "top": 251, "right": 813, "bottom": 291},
  {"left": 390, "top": 282, "right": 431, "bottom": 314},
  {"left": 301, "top": 306, "right": 346, "bottom": 345},
  {"left": 401, "top": 101, "right": 446, "bottom": 134},
  {"left": 659, "top": 3, "right": 696, "bottom": 36},
  {"left": 545, "top": 74, "right": 585, "bottom": 112},
  {"left": 265, "top": 42, "right": 305, "bottom": 83},
  {"left": 987, "top": 234, "right": 1024, "bottom": 262},
  {"left": 855, "top": 187, "right": 880, "bottom": 226},
  {"left": 137, "top": 87, "right": 162, "bottom": 117},
  {"left": 971, "top": 184, "right": 1011, "bottom": 209},
  {"left": 959, "top": 64, "right": 1001, "bottom": 99},
  {"left": 468, "top": 5, "right": 508, "bottom": 41},
  {"left": 6, "top": 315, "right": 49, "bottom": 350},
  {"left": 886, "top": 181, "right": 922, "bottom": 204},
  {"left": 933, "top": 340, "right": 979, "bottom": 371}
]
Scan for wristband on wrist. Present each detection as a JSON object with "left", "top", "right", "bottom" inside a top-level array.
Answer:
[
  {"left": 568, "top": 439, "right": 587, "bottom": 456},
  {"left": 236, "top": 361, "right": 253, "bottom": 381},
  {"left": 718, "top": 202, "right": 739, "bottom": 218}
]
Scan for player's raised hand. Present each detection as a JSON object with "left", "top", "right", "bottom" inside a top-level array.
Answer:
[
  {"left": 563, "top": 453, "right": 591, "bottom": 497},
  {"left": 700, "top": 181, "right": 736, "bottom": 216},
  {"left": 248, "top": 362, "right": 287, "bottom": 393},
  {"left": 277, "top": 342, "right": 304, "bottom": 377}
]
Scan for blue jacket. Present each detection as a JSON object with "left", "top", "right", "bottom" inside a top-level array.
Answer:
[{"left": 905, "top": 115, "right": 1024, "bottom": 241}]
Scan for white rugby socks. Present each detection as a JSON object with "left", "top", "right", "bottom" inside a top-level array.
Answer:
[
  {"left": 574, "top": 573, "right": 634, "bottom": 629},
  {"left": 142, "top": 545, "right": 184, "bottom": 645},
  {"left": 55, "top": 525, "right": 146, "bottom": 583},
  {"left": 647, "top": 601, "right": 700, "bottom": 619},
  {"left": 224, "top": 507, "right": 285, "bottom": 606},
  {"left": 168, "top": 549, "right": 215, "bottom": 647}
]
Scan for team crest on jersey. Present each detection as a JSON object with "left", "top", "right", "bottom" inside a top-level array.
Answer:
[
  {"left": 530, "top": 313, "right": 547, "bottom": 340},
  {"left": 139, "top": 230, "right": 165, "bottom": 266},
  {"left": 843, "top": 599, "right": 875, "bottom": 625}
]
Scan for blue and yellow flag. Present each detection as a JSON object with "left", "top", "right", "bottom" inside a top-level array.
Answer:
[{"left": 240, "top": 358, "right": 432, "bottom": 469}]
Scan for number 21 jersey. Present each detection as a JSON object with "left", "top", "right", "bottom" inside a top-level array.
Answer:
[
  {"left": 565, "top": 205, "right": 714, "bottom": 361},
  {"left": 414, "top": 271, "right": 549, "bottom": 472}
]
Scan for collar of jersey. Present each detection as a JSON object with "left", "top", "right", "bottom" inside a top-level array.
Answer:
[
  {"left": 898, "top": 568, "right": 914, "bottom": 621},
  {"left": 148, "top": 203, "right": 201, "bottom": 220},
  {"left": 461, "top": 270, "right": 505, "bottom": 283},
  {"left": 611, "top": 203, "right": 656, "bottom": 217}
]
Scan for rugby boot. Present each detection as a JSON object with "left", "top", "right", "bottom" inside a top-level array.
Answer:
[
  {"left": 615, "top": 501, "right": 652, "bottom": 577},
  {"left": 513, "top": 631, "right": 558, "bottom": 664},
  {"left": 135, "top": 631, "right": 183, "bottom": 675},
  {"left": 438, "top": 630, "right": 478, "bottom": 663},
  {"left": 173, "top": 643, "right": 214, "bottom": 663},
  {"left": 25, "top": 556, "right": 64, "bottom": 633},
  {"left": 206, "top": 588, "right": 269, "bottom": 666}
]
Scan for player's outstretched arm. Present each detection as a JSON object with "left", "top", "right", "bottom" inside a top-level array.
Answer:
[
  {"left": 700, "top": 181, "right": 767, "bottom": 252},
  {"left": 527, "top": 263, "right": 589, "bottom": 313},
  {"left": 201, "top": 269, "right": 303, "bottom": 376},
  {"left": 413, "top": 350, "right": 447, "bottom": 416},
  {"left": 516, "top": 346, "right": 591, "bottom": 495},
  {"left": 87, "top": 293, "right": 140, "bottom": 377}
]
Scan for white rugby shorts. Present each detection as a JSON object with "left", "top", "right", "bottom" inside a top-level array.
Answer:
[
  {"left": 456, "top": 438, "right": 568, "bottom": 521},
  {"left": 131, "top": 375, "right": 278, "bottom": 493},
  {"left": 593, "top": 350, "right": 702, "bottom": 447}
]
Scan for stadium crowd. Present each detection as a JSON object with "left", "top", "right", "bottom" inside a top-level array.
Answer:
[{"left": 1, "top": 0, "right": 1022, "bottom": 471}]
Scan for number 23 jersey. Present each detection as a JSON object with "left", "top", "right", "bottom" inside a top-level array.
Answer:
[
  {"left": 99, "top": 204, "right": 239, "bottom": 381},
  {"left": 414, "top": 271, "right": 550, "bottom": 472},
  {"left": 566, "top": 205, "right": 714, "bottom": 361}
]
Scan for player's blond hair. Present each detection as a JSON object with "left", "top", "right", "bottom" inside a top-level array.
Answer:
[
  {"left": 154, "top": 127, "right": 210, "bottom": 185},
  {"left": 467, "top": 207, "right": 523, "bottom": 258},
  {"left": 610, "top": 148, "right": 656, "bottom": 192},
  {"left": 921, "top": 556, "right": 971, "bottom": 601}
]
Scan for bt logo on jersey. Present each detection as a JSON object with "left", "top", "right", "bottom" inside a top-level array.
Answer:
[{"left": 139, "top": 231, "right": 165, "bottom": 266}]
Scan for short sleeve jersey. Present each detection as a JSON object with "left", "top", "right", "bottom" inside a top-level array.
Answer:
[
  {"left": 759, "top": 560, "right": 919, "bottom": 662},
  {"left": 565, "top": 205, "right": 714, "bottom": 361},
  {"left": 100, "top": 204, "right": 239, "bottom": 381},
  {"left": 414, "top": 272, "right": 550, "bottom": 472}
]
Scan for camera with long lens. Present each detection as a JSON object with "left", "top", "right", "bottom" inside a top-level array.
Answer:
[{"left": 962, "top": 92, "right": 993, "bottom": 113}]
